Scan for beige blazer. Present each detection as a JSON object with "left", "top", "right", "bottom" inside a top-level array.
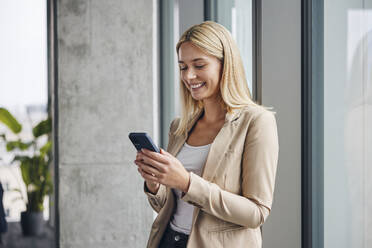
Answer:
[{"left": 144, "top": 105, "right": 279, "bottom": 248}]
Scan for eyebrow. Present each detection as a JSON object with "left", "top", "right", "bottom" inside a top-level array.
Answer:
[{"left": 178, "top": 58, "right": 206, "bottom": 63}]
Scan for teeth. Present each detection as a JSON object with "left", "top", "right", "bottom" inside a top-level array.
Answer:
[{"left": 191, "top": 83, "right": 204, "bottom": 89}]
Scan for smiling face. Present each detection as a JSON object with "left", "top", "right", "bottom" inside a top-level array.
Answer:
[{"left": 178, "top": 41, "right": 223, "bottom": 102}]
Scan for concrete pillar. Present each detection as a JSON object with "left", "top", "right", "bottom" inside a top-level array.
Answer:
[{"left": 57, "top": 0, "right": 155, "bottom": 247}]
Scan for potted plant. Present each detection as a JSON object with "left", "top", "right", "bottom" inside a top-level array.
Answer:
[{"left": 0, "top": 107, "right": 53, "bottom": 236}]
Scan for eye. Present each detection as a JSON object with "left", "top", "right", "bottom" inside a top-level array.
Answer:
[
  {"left": 179, "top": 64, "right": 205, "bottom": 71},
  {"left": 195, "top": 65, "right": 205, "bottom": 69}
]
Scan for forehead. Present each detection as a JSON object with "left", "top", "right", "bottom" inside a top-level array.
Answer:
[{"left": 178, "top": 42, "right": 210, "bottom": 62}]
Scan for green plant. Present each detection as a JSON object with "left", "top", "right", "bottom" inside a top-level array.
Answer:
[{"left": 0, "top": 107, "right": 53, "bottom": 212}]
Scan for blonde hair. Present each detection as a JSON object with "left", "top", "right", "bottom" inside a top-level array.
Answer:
[{"left": 174, "top": 21, "right": 273, "bottom": 136}]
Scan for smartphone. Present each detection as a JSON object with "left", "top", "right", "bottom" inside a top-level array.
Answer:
[{"left": 128, "top": 132, "right": 160, "bottom": 153}]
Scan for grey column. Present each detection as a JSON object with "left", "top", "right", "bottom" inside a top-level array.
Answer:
[
  {"left": 260, "top": 0, "right": 302, "bottom": 247},
  {"left": 57, "top": 1, "right": 155, "bottom": 247}
]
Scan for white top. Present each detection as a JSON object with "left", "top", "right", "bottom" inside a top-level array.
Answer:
[{"left": 170, "top": 142, "right": 211, "bottom": 235}]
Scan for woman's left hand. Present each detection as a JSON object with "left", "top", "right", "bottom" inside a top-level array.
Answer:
[{"left": 136, "top": 148, "right": 191, "bottom": 193}]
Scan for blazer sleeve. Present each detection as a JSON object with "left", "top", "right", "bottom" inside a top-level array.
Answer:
[
  {"left": 144, "top": 183, "right": 167, "bottom": 213},
  {"left": 181, "top": 111, "right": 279, "bottom": 228},
  {"left": 144, "top": 118, "right": 179, "bottom": 213}
]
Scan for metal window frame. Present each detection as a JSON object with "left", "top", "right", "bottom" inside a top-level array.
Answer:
[
  {"left": 204, "top": 0, "right": 217, "bottom": 21},
  {"left": 301, "top": 0, "right": 313, "bottom": 246},
  {"left": 301, "top": 0, "right": 324, "bottom": 247},
  {"left": 48, "top": 0, "right": 59, "bottom": 247},
  {"left": 252, "top": 0, "right": 262, "bottom": 103},
  {"left": 159, "top": 0, "right": 179, "bottom": 149}
]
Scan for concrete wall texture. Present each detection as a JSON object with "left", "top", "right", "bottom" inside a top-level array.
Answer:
[{"left": 57, "top": 0, "right": 154, "bottom": 247}]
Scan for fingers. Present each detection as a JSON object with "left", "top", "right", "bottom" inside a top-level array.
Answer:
[
  {"left": 135, "top": 160, "right": 160, "bottom": 177},
  {"left": 141, "top": 149, "right": 169, "bottom": 163},
  {"left": 136, "top": 152, "right": 144, "bottom": 161},
  {"left": 137, "top": 167, "right": 158, "bottom": 182},
  {"left": 137, "top": 153, "right": 167, "bottom": 173}
]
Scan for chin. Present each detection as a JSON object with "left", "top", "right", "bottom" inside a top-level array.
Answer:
[{"left": 190, "top": 94, "right": 205, "bottom": 101}]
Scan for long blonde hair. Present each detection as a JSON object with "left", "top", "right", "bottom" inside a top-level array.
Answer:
[{"left": 174, "top": 21, "right": 271, "bottom": 136}]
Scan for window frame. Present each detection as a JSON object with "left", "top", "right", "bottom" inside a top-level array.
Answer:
[{"left": 301, "top": 0, "right": 324, "bottom": 247}]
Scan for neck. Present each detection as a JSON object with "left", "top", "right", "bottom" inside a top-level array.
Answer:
[{"left": 201, "top": 97, "right": 227, "bottom": 124}]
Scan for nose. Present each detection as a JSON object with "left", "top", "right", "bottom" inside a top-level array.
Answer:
[{"left": 184, "top": 68, "right": 196, "bottom": 81}]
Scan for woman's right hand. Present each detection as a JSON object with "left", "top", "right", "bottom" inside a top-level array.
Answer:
[{"left": 135, "top": 152, "right": 160, "bottom": 194}]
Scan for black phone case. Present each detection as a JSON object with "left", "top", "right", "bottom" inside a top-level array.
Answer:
[{"left": 128, "top": 132, "right": 160, "bottom": 153}]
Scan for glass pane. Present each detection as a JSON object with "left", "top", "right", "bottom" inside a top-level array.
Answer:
[
  {"left": 314, "top": 1, "right": 372, "bottom": 247},
  {"left": 215, "top": 0, "right": 254, "bottom": 95},
  {"left": 0, "top": 0, "right": 48, "bottom": 222}
]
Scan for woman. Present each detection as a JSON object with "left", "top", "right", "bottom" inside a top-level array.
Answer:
[{"left": 134, "top": 21, "right": 279, "bottom": 248}]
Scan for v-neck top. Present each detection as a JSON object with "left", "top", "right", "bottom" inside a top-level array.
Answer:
[{"left": 169, "top": 142, "right": 212, "bottom": 234}]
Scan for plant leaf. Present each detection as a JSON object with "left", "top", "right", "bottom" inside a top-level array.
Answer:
[
  {"left": 13, "top": 155, "right": 30, "bottom": 163},
  {"left": 20, "top": 159, "right": 32, "bottom": 186},
  {"left": 6, "top": 140, "right": 32, "bottom": 151},
  {"left": 40, "top": 141, "right": 52, "bottom": 157},
  {"left": 32, "top": 118, "right": 51, "bottom": 138},
  {"left": 0, "top": 107, "right": 22, "bottom": 134}
]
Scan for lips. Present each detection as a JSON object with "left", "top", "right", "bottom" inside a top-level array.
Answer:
[{"left": 190, "top": 82, "right": 206, "bottom": 89}]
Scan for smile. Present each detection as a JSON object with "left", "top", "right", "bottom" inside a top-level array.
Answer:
[{"left": 190, "top": 82, "right": 205, "bottom": 89}]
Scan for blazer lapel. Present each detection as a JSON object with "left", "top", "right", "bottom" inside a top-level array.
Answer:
[{"left": 201, "top": 108, "right": 243, "bottom": 181}]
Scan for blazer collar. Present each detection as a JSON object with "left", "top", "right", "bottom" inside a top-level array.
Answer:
[{"left": 224, "top": 107, "right": 244, "bottom": 123}]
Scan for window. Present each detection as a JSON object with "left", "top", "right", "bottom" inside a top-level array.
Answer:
[
  {"left": 0, "top": 0, "right": 49, "bottom": 222},
  {"left": 304, "top": 1, "right": 372, "bottom": 247}
]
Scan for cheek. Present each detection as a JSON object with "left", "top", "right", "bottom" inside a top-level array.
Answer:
[
  {"left": 200, "top": 70, "right": 214, "bottom": 83},
  {"left": 215, "top": 65, "right": 223, "bottom": 82},
  {"left": 207, "top": 64, "right": 222, "bottom": 85},
  {"left": 206, "top": 71, "right": 221, "bottom": 86}
]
